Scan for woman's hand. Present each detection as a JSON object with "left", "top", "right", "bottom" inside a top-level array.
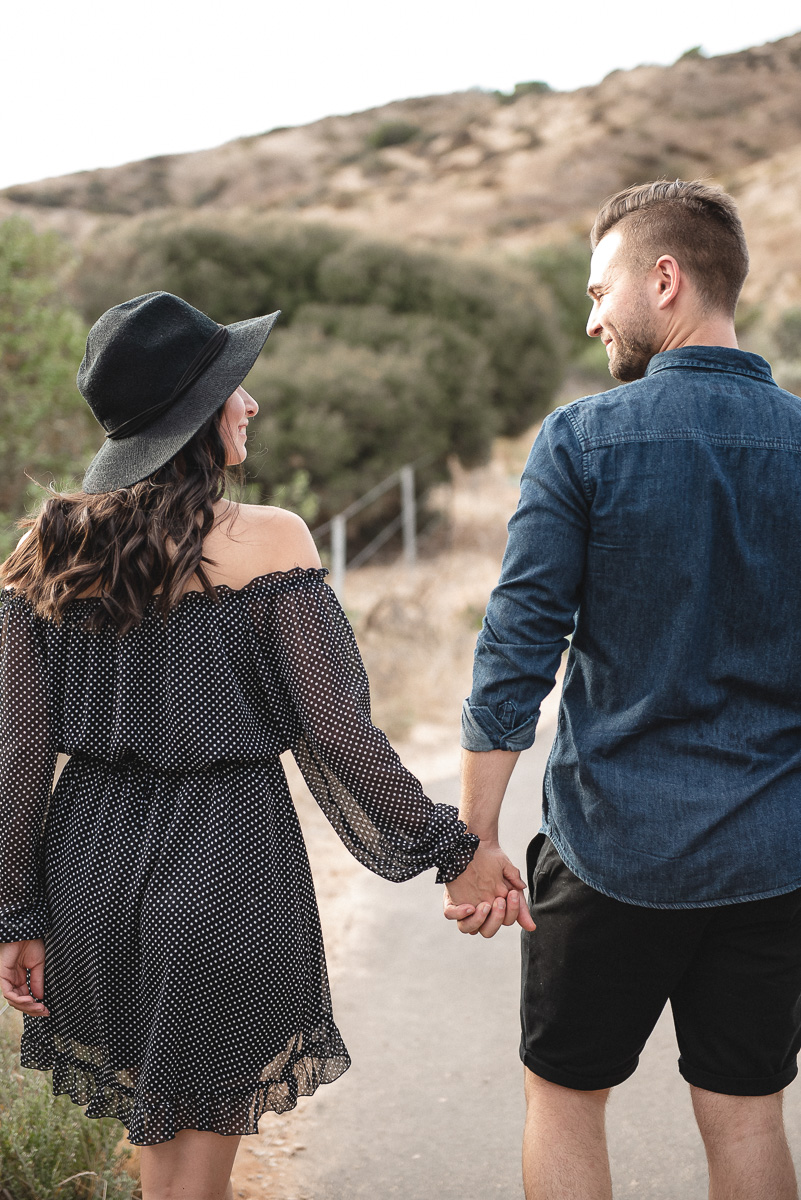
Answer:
[
  {"left": 443, "top": 841, "right": 536, "bottom": 938},
  {"left": 0, "top": 939, "right": 49, "bottom": 1016}
]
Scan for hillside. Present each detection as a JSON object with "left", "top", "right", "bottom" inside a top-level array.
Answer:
[{"left": 2, "top": 32, "right": 801, "bottom": 311}]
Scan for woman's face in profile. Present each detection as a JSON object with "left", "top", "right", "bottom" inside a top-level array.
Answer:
[{"left": 220, "top": 386, "right": 259, "bottom": 465}]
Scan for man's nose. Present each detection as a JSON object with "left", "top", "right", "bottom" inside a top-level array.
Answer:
[{"left": 586, "top": 304, "right": 601, "bottom": 339}]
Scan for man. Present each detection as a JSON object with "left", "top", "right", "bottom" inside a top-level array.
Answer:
[{"left": 445, "top": 180, "right": 801, "bottom": 1200}]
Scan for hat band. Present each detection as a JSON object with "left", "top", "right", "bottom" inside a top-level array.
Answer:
[{"left": 105, "top": 325, "right": 230, "bottom": 440}]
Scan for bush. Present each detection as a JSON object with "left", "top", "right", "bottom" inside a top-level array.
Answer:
[
  {"left": 529, "top": 238, "right": 619, "bottom": 384},
  {"left": 366, "top": 122, "right": 420, "bottom": 150},
  {"left": 270, "top": 469, "right": 320, "bottom": 524},
  {"left": 291, "top": 302, "right": 494, "bottom": 460},
  {"left": 70, "top": 218, "right": 348, "bottom": 329},
  {"left": 0, "top": 217, "right": 97, "bottom": 555},
  {"left": 495, "top": 81, "right": 551, "bottom": 105},
  {"left": 245, "top": 308, "right": 496, "bottom": 525},
  {"left": 0, "top": 1010, "right": 139, "bottom": 1200},
  {"left": 530, "top": 239, "right": 589, "bottom": 352},
  {"left": 313, "top": 238, "right": 562, "bottom": 435},
  {"left": 775, "top": 361, "right": 801, "bottom": 397},
  {"left": 770, "top": 307, "right": 801, "bottom": 398},
  {"left": 773, "top": 308, "right": 801, "bottom": 362},
  {"left": 69, "top": 216, "right": 565, "bottom": 533}
]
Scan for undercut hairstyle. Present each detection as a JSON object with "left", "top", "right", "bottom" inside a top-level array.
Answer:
[{"left": 590, "top": 180, "right": 749, "bottom": 316}]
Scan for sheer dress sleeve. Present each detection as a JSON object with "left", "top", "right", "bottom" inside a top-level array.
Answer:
[
  {"left": 249, "top": 569, "right": 478, "bottom": 884},
  {"left": 0, "top": 593, "right": 57, "bottom": 942}
]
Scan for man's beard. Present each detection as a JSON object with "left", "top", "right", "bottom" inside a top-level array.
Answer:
[{"left": 606, "top": 314, "right": 661, "bottom": 382}]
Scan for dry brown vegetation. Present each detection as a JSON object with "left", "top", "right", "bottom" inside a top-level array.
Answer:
[
  {"left": 3, "top": 33, "right": 801, "bottom": 312},
  {"left": 348, "top": 429, "right": 532, "bottom": 751}
]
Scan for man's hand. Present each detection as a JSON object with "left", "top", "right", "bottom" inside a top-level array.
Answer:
[
  {"left": 0, "top": 939, "right": 49, "bottom": 1016},
  {"left": 443, "top": 841, "right": 536, "bottom": 938}
]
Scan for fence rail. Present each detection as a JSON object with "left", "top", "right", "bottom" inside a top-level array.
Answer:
[{"left": 311, "top": 463, "right": 418, "bottom": 598}]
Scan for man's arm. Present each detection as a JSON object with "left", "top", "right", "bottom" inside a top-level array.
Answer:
[
  {"left": 444, "top": 407, "right": 590, "bottom": 936},
  {"left": 444, "top": 748, "right": 536, "bottom": 936}
]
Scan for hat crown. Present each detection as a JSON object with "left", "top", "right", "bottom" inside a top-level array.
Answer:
[{"left": 78, "top": 292, "right": 221, "bottom": 432}]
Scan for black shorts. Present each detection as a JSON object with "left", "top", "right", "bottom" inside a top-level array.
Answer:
[{"left": 520, "top": 834, "right": 801, "bottom": 1096}]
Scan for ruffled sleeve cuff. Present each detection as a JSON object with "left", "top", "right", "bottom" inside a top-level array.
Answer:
[{"left": 428, "top": 804, "right": 480, "bottom": 884}]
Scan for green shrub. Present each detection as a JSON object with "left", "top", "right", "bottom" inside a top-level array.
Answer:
[
  {"left": 495, "top": 81, "right": 551, "bottom": 105},
  {"left": 366, "top": 122, "right": 420, "bottom": 150},
  {"left": 68, "top": 215, "right": 564, "bottom": 534},
  {"left": 528, "top": 238, "right": 623, "bottom": 386},
  {"left": 244, "top": 318, "right": 494, "bottom": 528},
  {"left": 313, "top": 239, "right": 562, "bottom": 435},
  {"left": 774, "top": 308, "right": 801, "bottom": 362},
  {"left": 70, "top": 217, "right": 348, "bottom": 328},
  {"left": 530, "top": 238, "right": 592, "bottom": 357},
  {"left": 270, "top": 468, "right": 320, "bottom": 524},
  {"left": 0, "top": 1011, "right": 139, "bottom": 1200},
  {"left": 0, "top": 216, "right": 97, "bottom": 550},
  {"left": 734, "top": 301, "right": 763, "bottom": 341},
  {"left": 291, "top": 300, "right": 494, "bottom": 468},
  {"left": 775, "top": 362, "right": 801, "bottom": 397}
]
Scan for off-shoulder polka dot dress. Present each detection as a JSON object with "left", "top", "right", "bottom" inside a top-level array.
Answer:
[{"left": 0, "top": 568, "right": 477, "bottom": 1145}]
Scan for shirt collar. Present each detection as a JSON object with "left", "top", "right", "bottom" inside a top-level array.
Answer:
[{"left": 644, "top": 345, "right": 776, "bottom": 385}]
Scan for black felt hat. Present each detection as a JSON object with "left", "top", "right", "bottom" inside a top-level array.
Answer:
[{"left": 78, "top": 291, "right": 280, "bottom": 494}]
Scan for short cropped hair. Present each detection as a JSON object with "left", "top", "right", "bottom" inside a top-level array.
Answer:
[{"left": 590, "top": 180, "right": 749, "bottom": 316}]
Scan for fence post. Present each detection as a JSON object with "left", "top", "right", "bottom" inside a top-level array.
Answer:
[
  {"left": 400, "top": 464, "right": 416, "bottom": 567},
  {"left": 331, "top": 513, "right": 347, "bottom": 600}
]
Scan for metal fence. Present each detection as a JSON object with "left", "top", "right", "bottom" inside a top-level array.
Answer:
[{"left": 311, "top": 463, "right": 417, "bottom": 598}]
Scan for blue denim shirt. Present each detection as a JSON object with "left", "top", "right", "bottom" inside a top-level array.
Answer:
[{"left": 463, "top": 346, "right": 801, "bottom": 908}]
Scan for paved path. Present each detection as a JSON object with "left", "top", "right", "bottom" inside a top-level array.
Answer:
[{"left": 293, "top": 718, "right": 801, "bottom": 1199}]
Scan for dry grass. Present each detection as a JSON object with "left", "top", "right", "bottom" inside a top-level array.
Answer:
[{"left": 343, "top": 427, "right": 534, "bottom": 780}]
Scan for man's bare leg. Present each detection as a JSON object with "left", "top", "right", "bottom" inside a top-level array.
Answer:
[
  {"left": 691, "top": 1086, "right": 797, "bottom": 1200},
  {"left": 523, "top": 1067, "right": 612, "bottom": 1200}
]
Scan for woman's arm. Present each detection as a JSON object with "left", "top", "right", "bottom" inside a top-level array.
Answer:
[
  {"left": 0, "top": 597, "right": 57, "bottom": 943},
  {"left": 250, "top": 567, "right": 478, "bottom": 882}
]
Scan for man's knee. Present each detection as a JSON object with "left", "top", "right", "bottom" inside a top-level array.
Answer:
[
  {"left": 524, "top": 1066, "right": 611, "bottom": 1109},
  {"left": 690, "top": 1083, "right": 785, "bottom": 1146}
]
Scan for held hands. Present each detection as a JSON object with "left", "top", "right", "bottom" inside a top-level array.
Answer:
[
  {"left": 443, "top": 840, "right": 536, "bottom": 938},
  {"left": 0, "top": 939, "right": 49, "bottom": 1017}
]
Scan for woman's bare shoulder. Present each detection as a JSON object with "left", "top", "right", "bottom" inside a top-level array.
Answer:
[{"left": 218, "top": 503, "right": 322, "bottom": 579}]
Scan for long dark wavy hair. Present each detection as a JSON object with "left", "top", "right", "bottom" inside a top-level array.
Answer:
[{"left": 0, "top": 406, "right": 243, "bottom": 636}]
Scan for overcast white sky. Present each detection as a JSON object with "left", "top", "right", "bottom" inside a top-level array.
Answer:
[{"left": 2, "top": 0, "right": 799, "bottom": 191}]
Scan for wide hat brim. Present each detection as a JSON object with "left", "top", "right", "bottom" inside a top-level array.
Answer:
[{"left": 82, "top": 310, "right": 280, "bottom": 494}]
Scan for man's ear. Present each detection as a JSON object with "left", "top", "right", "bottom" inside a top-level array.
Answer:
[{"left": 653, "top": 255, "right": 681, "bottom": 309}]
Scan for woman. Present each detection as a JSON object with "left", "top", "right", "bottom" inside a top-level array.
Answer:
[{"left": 0, "top": 292, "right": 523, "bottom": 1199}]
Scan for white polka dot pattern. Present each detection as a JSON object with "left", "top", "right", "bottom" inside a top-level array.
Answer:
[{"left": 0, "top": 567, "right": 477, "bottom": 1145}]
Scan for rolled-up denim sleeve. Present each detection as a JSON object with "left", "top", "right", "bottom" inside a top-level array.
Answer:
[{"left": 462, "top": 406, "right": 589, "bottom": 752}]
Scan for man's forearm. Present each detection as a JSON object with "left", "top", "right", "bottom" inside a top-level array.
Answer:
[
  {"left": 446, "top": 747, "right": 533, "bottom": 935},
  {"left": 460, "top": 747, "right": 521, "bottom": 841}
]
